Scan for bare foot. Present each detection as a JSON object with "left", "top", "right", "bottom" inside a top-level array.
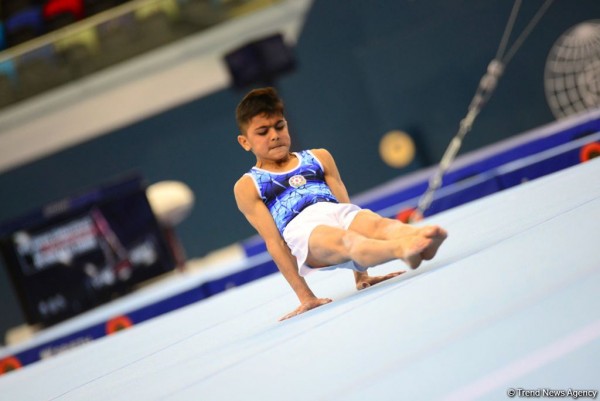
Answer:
[
  {"left": 420, "top": 226, "right": 448, "bottom": 260},
  {"left": 396, "top": 225, "right": 447, "bottom": 269}
]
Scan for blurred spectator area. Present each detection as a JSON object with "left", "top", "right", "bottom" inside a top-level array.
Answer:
[{"left": 0, "top": 0, "right": 280, "bottom": 109}]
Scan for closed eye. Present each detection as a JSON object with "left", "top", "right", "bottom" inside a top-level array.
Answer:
[{"left": 254, "top": 120, "right": 286, "bottom": 135}]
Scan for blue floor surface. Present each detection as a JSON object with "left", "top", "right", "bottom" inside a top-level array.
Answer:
[{"left": 1, "top": 159, "right": 599, "bottom": 401}]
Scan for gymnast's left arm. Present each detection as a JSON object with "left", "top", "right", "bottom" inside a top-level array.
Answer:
[
  {"left": 312, "top": 149, "right": 405, "bottom": 287},
  {"left": 311, "top": 148, "right": 351, "bottom": 203}
]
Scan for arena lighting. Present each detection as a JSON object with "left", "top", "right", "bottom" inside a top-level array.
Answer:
[{"left": 379, "top": 130, "right": 416, "bottom": 169}]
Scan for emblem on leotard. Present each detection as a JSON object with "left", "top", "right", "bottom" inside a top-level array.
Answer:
[{"left": 288, "top": 174, "right": 307, "bottom": 188}]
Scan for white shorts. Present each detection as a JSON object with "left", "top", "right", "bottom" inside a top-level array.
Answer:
[{"left": 282, "top": 202, "right": 368, "bottom": 277}]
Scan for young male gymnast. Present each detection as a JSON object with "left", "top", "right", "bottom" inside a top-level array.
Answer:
[{"left": 234, "top": 87, "right": 447, "bottom": 320}]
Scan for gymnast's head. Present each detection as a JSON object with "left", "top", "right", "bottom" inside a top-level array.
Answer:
[{"left": 236, "top": 87, "right": 285, "bottom": 135}]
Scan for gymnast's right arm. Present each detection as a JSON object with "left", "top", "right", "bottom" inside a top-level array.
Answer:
[{"left": 234, "top": 175, "right": 331, "bottom": 320}]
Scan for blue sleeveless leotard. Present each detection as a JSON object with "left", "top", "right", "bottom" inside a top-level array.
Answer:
[{"left": 246, "top": 150, "right": 338, "bottom": 234}]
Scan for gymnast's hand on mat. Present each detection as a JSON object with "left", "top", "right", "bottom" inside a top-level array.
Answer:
[
  {"left": 354, "top": 271, "right": 405, "bottom": 291},
  {"left": 279, "top": 297, "right": 333, "bottom": 321}
]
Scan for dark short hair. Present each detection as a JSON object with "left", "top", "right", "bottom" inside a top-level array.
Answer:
[{"left": 236, "top": 87, "right": 285, "bottom": 134}]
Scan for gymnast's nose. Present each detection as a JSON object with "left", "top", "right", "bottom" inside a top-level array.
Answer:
[{"left": 269, "top": 127, "right": 280, "bottom": 141}]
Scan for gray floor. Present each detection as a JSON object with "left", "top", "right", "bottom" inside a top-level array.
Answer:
[{"left": 1, "top": 159, "right": 599, "bottom": 401}]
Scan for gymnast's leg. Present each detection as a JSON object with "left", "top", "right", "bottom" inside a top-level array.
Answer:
[
  {"left": 340, "top": 210, "right": 447, "bottom": 289},
  {"left": 348, "top": 210, "right": 447, "bottom": 263},
  {"left": 305, "top": 221, "right": 445, "bottom": 270}
]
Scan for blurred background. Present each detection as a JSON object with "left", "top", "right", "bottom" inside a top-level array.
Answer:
[{"left": 0, "top": 0, "right": 599, "bottom": 349}]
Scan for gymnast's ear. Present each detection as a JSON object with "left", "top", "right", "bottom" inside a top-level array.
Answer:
[{"left": 237, "top": 134, "right": 251, "bottom": 151}]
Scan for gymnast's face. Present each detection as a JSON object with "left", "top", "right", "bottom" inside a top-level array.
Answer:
[{"left": 238, "top": 113, "right": 291, "bottom": 162}]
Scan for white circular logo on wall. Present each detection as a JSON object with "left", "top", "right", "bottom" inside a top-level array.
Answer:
[
  {"left": 288, "top": 175, "right": 307, "bottom": 188},
  {"left": 545, "top": 20, "right": 600, "bottom": 119}
]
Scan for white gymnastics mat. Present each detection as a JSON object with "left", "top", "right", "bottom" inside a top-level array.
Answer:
[{"left": 1, "top": 159, "right": 599, "bottom": 401}]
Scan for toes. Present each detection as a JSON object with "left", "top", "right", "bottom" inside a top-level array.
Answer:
[
  {"left": 421, "top": 225, "right": 444, "bottom": 238},
  {"left": 422, "top": 237, "right": 446, "bottom": 260}
]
